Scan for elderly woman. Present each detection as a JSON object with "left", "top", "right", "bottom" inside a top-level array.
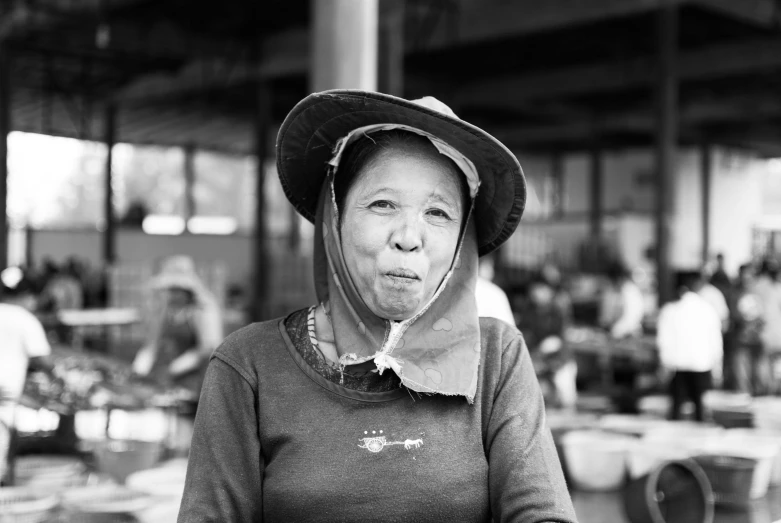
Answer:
[{"left": 178, "top": 92, "right": 576, "bottom": 522}]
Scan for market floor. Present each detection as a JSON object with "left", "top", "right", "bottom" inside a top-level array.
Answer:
[{"left": 572, "top": 487, "right": 781, "bottom": 523}]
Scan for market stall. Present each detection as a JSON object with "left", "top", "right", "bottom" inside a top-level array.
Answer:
[
  {"left": 0, "top": 345, "right": 196, "bottom": 520},
  {"left": 565, "top": 326, "right": 659, "bottom": 402}
]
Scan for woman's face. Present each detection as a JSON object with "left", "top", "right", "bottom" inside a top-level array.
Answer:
[
  {"left": 166, "top": 287, "right": 193, "bottom": 307},
  {"left": 340, "top": 143, "right": 465, "bottom": 321}
]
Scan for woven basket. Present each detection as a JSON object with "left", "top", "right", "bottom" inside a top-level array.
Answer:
[
  {"left": 0, "top": 487, "right": 58, "bottom": 523},
  {"left": 693, "top": 455, "right": 757, "bottom": 507},
  {"left": 13, "top": 456, "right": 86, "bottom": 491}
]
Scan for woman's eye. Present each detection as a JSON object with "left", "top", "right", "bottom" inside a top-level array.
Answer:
[
  {"left": 370, "top": 200, "right": 394, "bottom": 210},
  {"left": 427, "top": 209, "right": 451, "bottom": 220}
]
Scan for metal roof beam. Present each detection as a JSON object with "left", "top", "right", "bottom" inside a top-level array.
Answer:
[
  {"left": 691, "top": 0, "right": 781, "bottom": 26},
  {"left": 114, "top": 27, "right": 308, "bottom": 104},
  {"left": 489, "top": 95, "right": 781, "bottom": 147},
  {"left": 412, "top": 0, "right": 693, "bottom": 51},
  {"left": 455, "top": 36, "right": 781, "bottom": 107}
]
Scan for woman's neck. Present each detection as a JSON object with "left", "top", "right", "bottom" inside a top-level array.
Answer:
[
  {"left": 314, "top": 302, "right": 377, "bottom": 374},
  {"left": 313, "top": 302, "right": 339, "bottom": 363}
]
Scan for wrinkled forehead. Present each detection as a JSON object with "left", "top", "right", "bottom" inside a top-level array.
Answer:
[
  {"left": 329, "top": 123, "right": 480, "bottom": 198},
  {"left": 351, "top": 143, "right": 466, "bottom": 199}
]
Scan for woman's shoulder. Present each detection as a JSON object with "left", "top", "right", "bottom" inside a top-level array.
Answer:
[
  {"left": 210, "top": 313, "right": 294, "bottom": 374},
  {"left": 478, "top": 316, "right": 523, "bottom": 347}
]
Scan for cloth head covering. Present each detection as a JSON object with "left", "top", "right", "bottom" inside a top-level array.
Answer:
[
  {"left": 313, "top": 136, "right": 482, "bottom": 402},
  {"left": 149, "top": 255, "right": 216, "bottom": 306}
]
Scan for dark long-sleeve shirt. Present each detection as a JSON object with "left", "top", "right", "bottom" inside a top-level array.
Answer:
[{"left": 178, "top": 312, "right": 577, "bottom": 523}]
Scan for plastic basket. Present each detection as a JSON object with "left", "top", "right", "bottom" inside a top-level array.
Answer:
[
  {"left": 642, "top": 425, "right": 724, "bottom": 456},
  {"left": 598, "top": 415, "right": 673, "bottom": 438},
  {"left": 93, "top": 440, "right": 164, "bottom": 484},
  {"left": 723, "top": 428, "right": 781, "bottom": 486},
  {"left": 560, "top": 430, "right": 633, "bottom": 491},
  {"left": 125, "top": 459, "right": 187, "bottom": 498},
  {"left": 693, "top": 455, "right": 757, "bottom": 507},
  {"left": 710, "top": 408, "right": 753, "bottom": 429},
  {"left": 627, "top": 440, "right": 692, "bottom": 479},
  {"left": 14, "top": 456, "right": 84, "bottom": 480},
  {"left": 60, "top": 485, "right": 154, "bottom": 523},
  {"left": 702, "top": 437, "right": 777, "bottom": 499},
  {"left": 623, "top": 459, "right": 714, "bottom": 523},
  {"left": 751, "top": 397, "right": 781, "bottom": 431},
  {"left": 0, "top": 487, "right": 58, "bottom": 523},
  {"left": 13, "top": 456, "right": 86, "bottom": 490}
]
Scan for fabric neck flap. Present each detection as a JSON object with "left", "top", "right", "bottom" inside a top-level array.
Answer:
[{"left": 312, "top": 162, "right": 482, "bottom": 401}]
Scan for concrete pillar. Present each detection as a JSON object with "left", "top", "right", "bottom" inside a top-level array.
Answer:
[
  {"left": 700, "top": 143, "right": 711, "bottom": 265},
  {"left": 590, "top": 147, "right": 603, "bottom": 238},
  {"left": 655, "top": 1, "right": 678, "bottom": 305},
  {"left": 0, "top": 45, "right": 9, "bottom": 271},
  {"left": 551, "top": 153, "right": 564, "bottom": 219},
  {"left": 311, "top": 0, "right": 379, "bottom": 92},
  {"left": 184, "top": 143, "right": 196, "bottom": 224},
  {"left": 378, "top": 0, "right": 404, "bottom": 96},
  {"left": 252, "top": 83, "right": 272, "bottom": 321},
  {"left": 103, "top": 104, "right": 117, "bottom": 266}
]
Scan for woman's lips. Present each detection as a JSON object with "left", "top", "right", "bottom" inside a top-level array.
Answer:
[{"left": 385, "top": 268, "right": 420, "bottom": 281}]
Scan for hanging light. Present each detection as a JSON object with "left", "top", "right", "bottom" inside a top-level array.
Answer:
[
  {"left": 96, "top": 22, "right": 111, "bottom": 49},
  {"left": 96, "top": 0, "right": 110, "bottom": 49}
]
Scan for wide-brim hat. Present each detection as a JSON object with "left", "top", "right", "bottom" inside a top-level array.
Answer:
[
  {"left": 148, "top": 255, "right": 208, "bottom": 297},
  {"left": 276, "top": 90, "right": 526, "bottom": 256}
]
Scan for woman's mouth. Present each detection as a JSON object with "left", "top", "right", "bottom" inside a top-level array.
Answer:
[{"left": 385, "top": 268, "right": 420, "bottom": 282}]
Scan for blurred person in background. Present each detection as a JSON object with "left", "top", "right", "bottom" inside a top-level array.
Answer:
[
  {"left": 0, "top": 268, "right": 53, "bottom": 483},
  {"left": 709, "top": 253, "right": 731, "bottom": 297},
  {"left": 178, "top": 91, "right": 576, "bottom": 522},
  {"left": 657, "top": 271, "right": 723, "bottom": 421},
  {"left": 599, "top": 262, "right": 645, "bottom": 412},
  {"left": 599, "top": 261, "right": 644, "bottom": 339},
  {"left": 132, "top": 255, "right": 223, "bottom": 403},
  {"left": 753, "top": 259, "right": 781, "bottom": 395},
  {"left": 475, "top": 253, "right": 514, "bottom": 326},
  {"left": 728, "top": 263, "right": 765, "bottom": 394},
  {"left": 39, "top": 261, "right": 84, "bottom": 312},
  {"left": 517, "top": 265, "right": 576, "bottom": 410},
  {"left": 696, "top": 266, "right": 730, "bottom": 334}
]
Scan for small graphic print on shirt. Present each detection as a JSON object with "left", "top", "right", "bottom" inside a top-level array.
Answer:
[{"left": 358, "top": 430, "right": 423, "bottom": 453}]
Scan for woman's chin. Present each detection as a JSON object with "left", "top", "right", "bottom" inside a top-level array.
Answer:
[{"left": 372, "top": 297, "right": 422, "bottom": 322}]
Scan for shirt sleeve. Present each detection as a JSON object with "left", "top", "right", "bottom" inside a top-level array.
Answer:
[
  {"left": 656, "top": 305, "right": 674, "bottom": 369},
  {"left": 178, "top": 356, "right": 263, "bottom": 523},
  {"left": 23, "top": 312, "right": 51, "bottom": 359},
  {"left": 195, "top": 303, "right": 224, "bottom": 354},
  {"left": 487, "top": 333, "right": 578, "bottom": 523},
  {"left": 612, "top": 283, "right": 645, "bottom": 338},
  {"left": 711, "top": 287, "right": 729, "bottom": 323},
  {"left": 706, "top": 306, "right": 724, "bottom": 366}
]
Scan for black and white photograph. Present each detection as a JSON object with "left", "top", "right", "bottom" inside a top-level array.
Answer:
[{"left": 1, "top": 1, "right": 781, "bottom": 522}]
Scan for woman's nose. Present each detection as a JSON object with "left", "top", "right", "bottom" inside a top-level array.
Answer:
[{"left": 391, "top": 219, "right": 423, "bottom": 252}]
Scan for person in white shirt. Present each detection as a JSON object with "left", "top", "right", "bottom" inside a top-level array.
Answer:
[
  {"left": 0, "top": 270, "right": 52, "bottom": 481},
  {"left": 657, "top": 271, "right": 723, "bottom": 421},
  {"left": 475, "top": 254, "right": 515, "bottom": 327}
]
